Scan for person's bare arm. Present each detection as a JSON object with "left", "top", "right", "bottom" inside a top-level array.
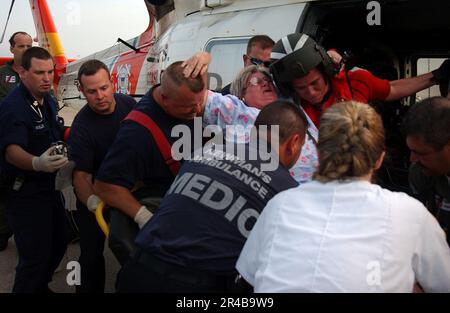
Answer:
[
  {"left": 6, "top": 144, "right": 68, "bottom": 173},
  {"left": 5, "top": 144, "right": 34, "bottom": 171},
  {"left": 385, "top": 73, "right": 435, "bottom": 101},
  {"left": 73, "top": 170, "right": 95, "bottom": 206},
  {"left": 94, "top": 180, "right": 141, "bottom": 218}
]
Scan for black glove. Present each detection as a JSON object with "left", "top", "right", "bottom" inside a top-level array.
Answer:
[{"left": 432, "top": 59, "right": 450, "bottom": 84}]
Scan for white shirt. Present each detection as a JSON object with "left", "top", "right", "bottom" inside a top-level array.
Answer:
[{"left": 236, "top": 180, "right": 450, "bottom": 293}]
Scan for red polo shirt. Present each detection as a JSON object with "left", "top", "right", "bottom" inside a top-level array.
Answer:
[{"left": 302, "top": 68, "right": 391, "bottom": 127}]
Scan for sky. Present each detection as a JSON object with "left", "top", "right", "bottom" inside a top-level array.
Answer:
[{"left": 0, "top": 0, "right": 150, "bottom": 58}]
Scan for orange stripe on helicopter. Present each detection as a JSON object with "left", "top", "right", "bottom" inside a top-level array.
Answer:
[
  {"left": 30, "top": 0, "right": 69, "bottom": 90},
  {"left": 34, "top": 0, "right": 58, "bottom": 33},
  {"left": 110, "top": 17, "right": 156, "bottom": 95},
  {"left": 30, "top": 0, "right": 68, "bottom": 65}
]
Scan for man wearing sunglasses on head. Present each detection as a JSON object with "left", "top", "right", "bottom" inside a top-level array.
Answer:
[{"left": 221, "top": 35, "right": 274, "bottom": 95}]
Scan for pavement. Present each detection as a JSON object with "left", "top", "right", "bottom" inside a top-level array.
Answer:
[
  {"left": 59, "top": 105, "right": 78, "bottom": 126},
  {"left": 0, "top": 236, "right": 121, "bottom": 293}
]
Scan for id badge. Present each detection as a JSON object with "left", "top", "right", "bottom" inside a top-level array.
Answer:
[{"left": 12, "top": 176, "right": 25, "bottom": 191}]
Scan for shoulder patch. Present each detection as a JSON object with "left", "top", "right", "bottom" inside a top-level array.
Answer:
[{"left": 5, "top": 75, "right": 17, "bottom": 83}]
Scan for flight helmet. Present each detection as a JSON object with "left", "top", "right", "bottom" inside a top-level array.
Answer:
[{"left": 270, "top": 33, "right": 335, "bottom": 96}]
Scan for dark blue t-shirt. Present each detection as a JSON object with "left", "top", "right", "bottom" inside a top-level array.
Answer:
[
  {"left": 68, "top": 93, "right": 136, "bottom": 178},
  {"left": 0, "top": 83, "right": 62, "bottom": 184},
  {"left": 136, "top": 145, "right": 298, "bottom": 274},
  {"left": 96, "top": 87, "right": 196, "bottom": 193}
]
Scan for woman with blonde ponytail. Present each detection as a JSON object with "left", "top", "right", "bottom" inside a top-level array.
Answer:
[
  {"left": 237, "top": 101, "right": 450, "bottom": 293},
  {"left": 314, "top": 100, "right": 385, "bottom": 182}
]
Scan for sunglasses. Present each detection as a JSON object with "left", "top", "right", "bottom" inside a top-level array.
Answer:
[
  {"left": 247, "top": 76, "right": 273, "bottom": 87},
  {"left": 248, "top": 56, "right": 272, "bottom": 68}
]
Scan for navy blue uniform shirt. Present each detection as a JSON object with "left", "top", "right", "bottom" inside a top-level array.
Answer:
[
  {"left": 0, "top": 83, "right": 62, "bottom": 184},
  {"left": 136, "top": 145, "right": 298, "bottom": 274},
  {"left": 96, "top": 87, "right": 195, "bottom": 194},
  {"left": 68, "top": 93, "right": 135, "bottom": 178}
]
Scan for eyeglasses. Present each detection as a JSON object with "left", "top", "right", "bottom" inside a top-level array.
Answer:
[
  {"left": 247, "top": 76, "right": 273, "bottom": 87},
  {"left": 248, "top": 56, "right": 272, "bottom": 68}
]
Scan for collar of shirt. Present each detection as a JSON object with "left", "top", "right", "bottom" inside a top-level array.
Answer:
[{"left": 18, "top": 82, "right": 48, "bottom": 107}]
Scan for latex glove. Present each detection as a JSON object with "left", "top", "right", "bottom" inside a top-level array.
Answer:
[
  {"left": 133, "top": 205, "right": 153, "bottom": 229},
  {"left": 32, "top": 146, "right": 69, "bottom": 173},
  {"left": 87, "top": 194, "right": 102, "bottom": 213},
  {"left": 432, "top": 59, "right": 450, "bottom": 84},
  {"left": 182, "top": 52, "right": 211, "bottom": 78}
]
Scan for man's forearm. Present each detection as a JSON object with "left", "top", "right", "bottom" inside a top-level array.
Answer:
[
  {"left": 73, "top": 170, "right": 95, "bottom": 206},
  {"left": 5, "top": 144, "right": 35, "bottom": 171},
  {"left": 94, "top": 180, "right": 141, "bottom": 218},
  {"left": 386, "top": 73, "right": 435, "bottom": 101}
]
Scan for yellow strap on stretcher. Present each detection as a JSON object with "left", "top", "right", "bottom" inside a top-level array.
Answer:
[{"left": 95, "top": 201, "right": 109, "bottom": 237}]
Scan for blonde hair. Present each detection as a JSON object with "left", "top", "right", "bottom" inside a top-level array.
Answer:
[
  {"left": 230, "top": 65, "right": 272, "bottom": 99},
  {"left": 314, "top": 101, "right": 385, "bottom": 182}
]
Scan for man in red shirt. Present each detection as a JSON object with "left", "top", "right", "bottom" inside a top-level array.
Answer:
[{"left": 270, "top": 33, "right": 449, "bottom": 127}]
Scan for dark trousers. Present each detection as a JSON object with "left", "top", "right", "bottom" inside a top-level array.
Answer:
[
  {"left": 117, "top": 251, "right": 248, "bottom": 293},
  {"left": 74, "top": 202, "right": 105, "bottom": 293},
  {"left": 0, "top": 185, "right": 12, "bottom": 236},
  {"left": 6, "top": 183, "right": 67, "bottom": 293}
]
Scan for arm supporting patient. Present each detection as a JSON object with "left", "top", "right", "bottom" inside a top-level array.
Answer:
[
  {"left": 73, "top": 170, "right": 95, "bottom": 206},
  {"left": 94, "top": 180, "right": 142, "bottom": 218}
]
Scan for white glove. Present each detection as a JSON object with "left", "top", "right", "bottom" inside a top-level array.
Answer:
[
  {"left": 87, "top": 194, "right": 102, "bottom": 213},
  {"left": 32, "top": 146, "right": 68, "bottom": 173},
  {"left": 133, "top": 205, "right": 153, "bottom": 229}
]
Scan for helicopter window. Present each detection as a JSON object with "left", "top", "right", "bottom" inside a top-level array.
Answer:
[
  {"left": 205, "top": 37, "right": 250, "bottom": 91},
  {"left": 416, "top": 58, "right": 446, "bottom": 101}
]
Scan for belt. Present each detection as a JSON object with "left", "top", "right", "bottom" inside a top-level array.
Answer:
[{"left": 135, "top": 250, "right": 237, "bottom": 288}]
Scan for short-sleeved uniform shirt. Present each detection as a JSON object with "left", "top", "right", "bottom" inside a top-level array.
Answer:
[
  {"left": 136, "top": 145, "right": 298, "bottom": 275},
  {"left": 0, "top": 83, "right": 62, "bottom": 191},
  {"left": 0, "top": 61, "right": 20, "bottom": 101},
  {"left": 68, "top": 93, "right": 135, "bottom": 178},
  {"left": 302, "top": 68, "right": 391, "bottom": 127},
  {"left": 96, "top": 87, "right": 196, "bottom": 194}
]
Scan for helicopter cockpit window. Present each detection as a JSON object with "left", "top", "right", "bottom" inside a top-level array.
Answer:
[
  {"left": 416, "top": 58, "right": 446, "bottom": 101},
  {"left": 205, "top": 38, "right": 250, "bottom": 91}
]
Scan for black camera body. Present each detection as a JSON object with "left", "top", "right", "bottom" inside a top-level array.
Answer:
[{"left": 50, "top": 141, "right": 70, "bottom": 158}]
